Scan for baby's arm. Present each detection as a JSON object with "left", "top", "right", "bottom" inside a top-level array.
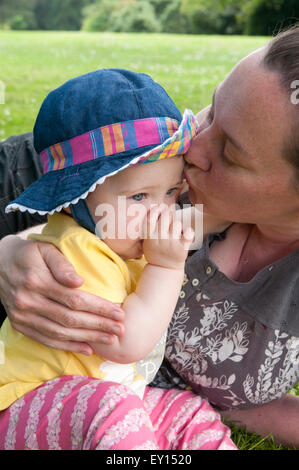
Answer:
[{"left": 90, "top": 206, "right": 194, "bottom": 363}]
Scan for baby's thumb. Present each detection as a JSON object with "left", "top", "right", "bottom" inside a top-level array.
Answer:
[{"left": 183, "top": 226, "right": 195, "bottom": 243}]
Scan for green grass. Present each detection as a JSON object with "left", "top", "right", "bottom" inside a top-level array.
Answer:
[
  {"left": 0, "top": 30, "right": 297, "bottom": 450},
  {"left": 0, "top": 30, "right": 269, "bottom": 140},
  {"left": 229, "top": 425, "right": 295, "bottom": 451}
]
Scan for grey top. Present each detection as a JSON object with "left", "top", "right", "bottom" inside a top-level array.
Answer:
[{"left": 152, "top": 229, "right": 299, "bottom": 410}]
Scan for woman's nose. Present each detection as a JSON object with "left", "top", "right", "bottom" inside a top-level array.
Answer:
[{"left": 185, "top": 134, "right": 211, "bottom": 172}]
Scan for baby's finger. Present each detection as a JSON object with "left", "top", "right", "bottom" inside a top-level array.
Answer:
[
  {"left": 159, "top": 208, "right": 174, "bottom": 239},
  {"left": 170, "top": 218, "right": 183, "bottom": 240},
  {"left": 182, "top": 226, "right": 195, "bottom": 250},
  {"left": 146, "top": 205, "right": 168, "bottom": 239},
  {"left": 145, "top": 205, "right": 160, "bottom": 239},
  {"left": 184, "top": 226, "right": 195, "bottom": 241}
]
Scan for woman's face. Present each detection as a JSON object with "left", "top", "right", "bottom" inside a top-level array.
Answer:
[{"left": 184, "top": 49, "right": 299, "bottom": 227}]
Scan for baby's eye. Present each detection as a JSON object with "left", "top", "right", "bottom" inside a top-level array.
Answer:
[
  {"left": 131, "top": 193, "right": 146, "bottom": 201},
  {"left": 166, "top": 187, "right": 180, "bottom": 196}
]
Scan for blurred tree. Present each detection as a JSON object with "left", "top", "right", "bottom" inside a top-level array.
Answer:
[
  {"left": 148, "top": 0, "right": 174, "bottom": 17},
  {"left": 0, "top": 0, "right": 11, "bottom": 25},
  {"left": 159, "top": 0, "right": 191, "bottom": 34},
  {"left": 246, "top": 0, "right": 299, "bottom": 35},
  {"left": 0, "top": 0, "right": 37, "bottom": 29},
  {"left": 82, "top": 0, "right": 118, "bottom": 32},
  {"left": 110, "top": 0, "right": 160, "bottom": 32},
  {"left": 180, "top": 0, "right": 252, "bottom": 34},
  {"left": 34, "top": 0, "right": 89, "bottom": 30},
  {"left": 83, "top": 0, "right": 161, "bottom": 33},
  {"left": 9, "top": 15, "right": 29, "bottom": 30},
  {"left": 1, "top": 0, "right": 297, "bottom": 34}
]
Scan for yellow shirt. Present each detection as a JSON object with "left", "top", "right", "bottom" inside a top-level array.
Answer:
[{"left": 0, "top": 212, "right": 166, "bottom": 410}]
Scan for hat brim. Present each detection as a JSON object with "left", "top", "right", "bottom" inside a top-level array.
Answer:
[{"left": 6, "top": 109, "right": 199, "bottom": 215}]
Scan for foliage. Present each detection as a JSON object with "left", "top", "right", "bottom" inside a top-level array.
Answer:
[
  {"left": 82, "top": 0, "right": 163, "bottom": 33},
  {"left": 181, "top": 0, "right": 252, "bottom": 34},
  {"left": 0, "top": 0, "right": 88, "bottom": 30},
  {"left": 159, "top": 0, "right": 191, "bottom": 34},
  {"left": 82, "top": 0, "right": 118, "bottom": 32},
  {"left": 34, "top": 0, "right": 88, "bottom": 31},
  {"left": 0, "top": 0, "right": 37, "bottom": 30},
  {"left": 0, "top": 0, "right": 299, "bottom": 34},
  {"left": 148, "top": 0, "right": 173, "bottom": 17},
  {"left": 180, "top": 0, "right": 299, "bottom": 34},
  {"left": 246, "top": 0, "right": 299, "bottom": 36},
  {"left": 8, "top": 13, "right": 37, "bottom": 31},
  {"left": 9, "top": 15, "right": 29, "bottom": 30},
  {"left": 109, "top": 0, "right": 161, "bottom": 33}
]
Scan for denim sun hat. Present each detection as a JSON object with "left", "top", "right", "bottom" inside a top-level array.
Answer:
[{"left": 6, "top": 69, "right": 199, "bottom": 232}]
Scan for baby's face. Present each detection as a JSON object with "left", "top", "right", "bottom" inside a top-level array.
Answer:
[{"left": 86, "top": 156, "right": 184, "bottom": 259}]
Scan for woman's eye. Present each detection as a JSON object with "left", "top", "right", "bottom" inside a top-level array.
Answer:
[
  {"left": 131, "top": 193, "right": 146, "bottom": 201},
  {"left": 206, "top": 110, "right": 214, "bottom": 124},
  {"left": 221, "top": 151, "right": 234, "bottom": 166}
]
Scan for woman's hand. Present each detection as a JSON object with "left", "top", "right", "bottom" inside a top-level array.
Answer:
[{"left": 0, "top": 235, "right": 125, "bottom": 355}]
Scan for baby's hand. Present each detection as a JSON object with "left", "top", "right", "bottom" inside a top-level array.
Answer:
[{"left": 142, "top": 205, "right": 194, "bottom": 270}]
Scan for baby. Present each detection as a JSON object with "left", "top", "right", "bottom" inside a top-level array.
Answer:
[{"left": 0, "top": 69, "right": 237, "bottom": 450}]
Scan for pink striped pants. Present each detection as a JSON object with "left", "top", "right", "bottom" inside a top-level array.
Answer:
[{"left": 0, "top": 376, "right": 237, "bottom": 450}]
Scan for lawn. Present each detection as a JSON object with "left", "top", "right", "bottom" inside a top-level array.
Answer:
[
  {"left": 0, "top": 30, "right": 269, "bottom": 139},
  {"left": 0, "top": 30, "right": 298, "bottom": 450}
]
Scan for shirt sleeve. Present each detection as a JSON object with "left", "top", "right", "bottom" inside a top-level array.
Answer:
[{"left": 55, "top": 232, "right": 128, "bottom": 304}]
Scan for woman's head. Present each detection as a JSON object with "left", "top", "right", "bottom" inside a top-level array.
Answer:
[
  {"left": 262, "top": 26, "right": 299, "bottom": 180},
  {"left": 185, "top": 27, "right": 299, "bottom": 229}
]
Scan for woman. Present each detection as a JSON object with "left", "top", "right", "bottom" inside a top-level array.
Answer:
[{"left": 1, "top": 27, "right": 299, "bottom": 447}]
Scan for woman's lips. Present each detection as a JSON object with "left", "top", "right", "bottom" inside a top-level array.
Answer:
[{"left": 183, "top": 163, "right": 197, "bottom": 186}]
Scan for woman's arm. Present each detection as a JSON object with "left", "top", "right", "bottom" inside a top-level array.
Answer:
[
  {"left": 0, "top": 233, "right": 125, "bottom": 355},
  {"left": 90, "top": 206, "right": 194, "bottom": 363}
]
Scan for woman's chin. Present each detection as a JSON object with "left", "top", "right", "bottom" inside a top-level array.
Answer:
[{"left": 187, "top": 186, "right": 204, "bottom": 205}]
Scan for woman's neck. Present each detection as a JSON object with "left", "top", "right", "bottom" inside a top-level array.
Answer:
[
  {"left": 235, "top": 223, "right": 299, "bottom": 282},
  {"left": 254, "top": 222, "right": 299, "bottom": 249},
  {"left": 209, "top": 222, "right": 299, "bottom": 284}
]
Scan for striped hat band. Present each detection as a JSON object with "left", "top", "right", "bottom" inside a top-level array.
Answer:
[{"left": 40, "top": 116, "right": 180, "bottom": 174}]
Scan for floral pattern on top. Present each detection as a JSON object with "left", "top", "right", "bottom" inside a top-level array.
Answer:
[{"left": 153, "top": 283, "right": 299, "bottom": 410}]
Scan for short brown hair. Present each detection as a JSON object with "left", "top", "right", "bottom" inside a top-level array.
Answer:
[{"left": 262, "top": 25, "right": 299, "bottom": 178}]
